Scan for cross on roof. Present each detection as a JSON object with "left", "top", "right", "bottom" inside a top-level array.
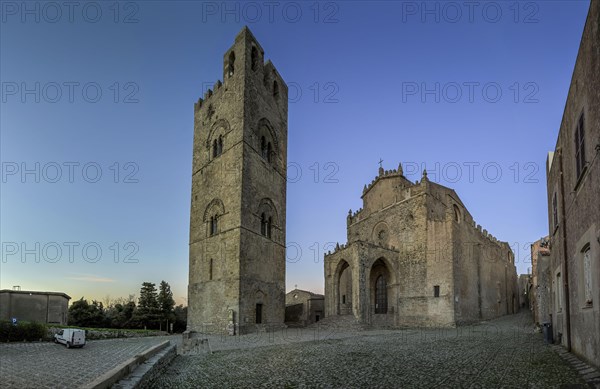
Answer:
[{"left": 378, "top": 158, "right": 383, "bottom": 168}]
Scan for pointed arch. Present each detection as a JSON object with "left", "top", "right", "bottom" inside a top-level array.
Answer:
[
  {"left": 453, "top": 204, "right": 461, "bottom": 223},
  {"left": 206, "top": 118, "right": 231, "bottom": 150},
  {"left": 255, "top": 117, "right": 279, "bottom": 159},
  {"left": 203, "top": 198, "right": 225, "bottom": 222},
  {"left": 251, "top": 45, "right": 259, "bottom": 71},
  {"left": 227, "top": 51, "right": 235, "bottom": 77},
  {"left": 257, "top": 198, "right": 279, "bottom": 226},
  {"left": 369, "top": 257, "right": 394, "bottom": 315},
  {"left": 257, "top": 198, "right": 278, "bottom": 239},
  {"left": 334, "top": 259, "right": 353, "bottom": 315}
]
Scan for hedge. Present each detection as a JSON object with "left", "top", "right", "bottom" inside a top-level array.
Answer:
[{"left": 0, "top": 320, "right": 48, "bottom": 342}]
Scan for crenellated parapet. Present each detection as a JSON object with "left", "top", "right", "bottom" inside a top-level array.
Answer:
[
  {"left": 194, "top": 79, "right": 224, "bottom": 112},
  {"left": 362, "top": 163, "right": 410, "bottom": 198},
  {"left": 461, "top": 218, "right": 511, "bottom": 257},
  {"left": 325, "top": 239, "right": 400, "bottom": 256},
  {"left": 194, "top": 26, "right": 287, "bottom": 116},
  {"left": 347, "top": 207, "right": 364, "bottom": 225},
  {"left": 325, "top": 242, "right": 349, "bottom": 256}
]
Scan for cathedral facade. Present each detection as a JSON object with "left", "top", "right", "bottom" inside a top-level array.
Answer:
[{"left": 324, "top": 166, "right": 519, "bottom": 327}]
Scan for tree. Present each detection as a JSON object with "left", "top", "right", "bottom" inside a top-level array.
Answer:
[
  {"left": 173, "top": 305, "right": 187, "bottom": 333},
  {"left": 157, "top": 281, "right": 176, "bottom": 330},
  {"left": 133, "top": 282, "right": 159, "bottom": 329},
  {"left": 105, "top": 300, "right": 136, "bottom": 328},
  {"left": 68, "top": 298, "right": 107, "bottom": 327},
  {"left": 138, "top": 282, "right": 159, "bottom": 310}
]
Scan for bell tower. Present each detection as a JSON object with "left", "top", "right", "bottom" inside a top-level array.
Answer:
[{"left": 187, "top": 27, "right": 288, "bottom": 334}]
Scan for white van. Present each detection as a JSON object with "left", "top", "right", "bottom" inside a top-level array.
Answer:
[{"left": 54, "top": 329, "right": 86, "bottom": 348}]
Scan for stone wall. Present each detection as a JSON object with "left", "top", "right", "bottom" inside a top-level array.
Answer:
[{"left": 546, "top": 0, "right": 599, "bottom": 368}]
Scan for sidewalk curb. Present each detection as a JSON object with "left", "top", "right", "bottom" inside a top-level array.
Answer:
[
  {"left": 80, "top": 340, "right": 171, "bottom": 389},
  {"left": 552, "top": 345, "right": 600, "bottom": 388},
  {"left": 112, "top": 341, "right": 178, "bottom": 389}
]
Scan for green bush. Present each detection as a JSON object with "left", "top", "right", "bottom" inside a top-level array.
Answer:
[{"left": 0, "top": 320, "right": 48, "bottom": 342}]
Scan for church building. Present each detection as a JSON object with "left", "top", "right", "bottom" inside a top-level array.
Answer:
[{"left": 324, "top": 165, "right": 519, "bottom": 327}]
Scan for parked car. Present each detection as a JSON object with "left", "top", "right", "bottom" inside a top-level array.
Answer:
[{"left": 54, "top": 329, "right": 86, "bottom": 348}]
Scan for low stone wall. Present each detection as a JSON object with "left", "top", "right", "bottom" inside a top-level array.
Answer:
[
  {"left": 48, "top": 327, "right": 167, "bottom": 340},
  {"left": 136, "top": 344, "right": 178, "bottom": 389}
]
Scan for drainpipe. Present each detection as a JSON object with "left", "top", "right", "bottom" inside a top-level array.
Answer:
[{"left": 557, "top": 147, "right": 572, "bottom": 351}]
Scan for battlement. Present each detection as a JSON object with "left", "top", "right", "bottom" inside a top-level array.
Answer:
[
  {"left": 194, "top": 79, "right": 224, "bottom": 112},
  {"left": 361, "top": 163, "right": 410, "bottom": 198},
  {"left": 346, "top": 164, "right": 511, "bottom": 261},
  {"left": 465, "top": 218, "right": 511, "bottom": 259},
  {"left": 194, "top": 26, "right": 287, "bottom": 114},
  {"left": 325, "top": 240, "right": 400, "bottom": 256}
]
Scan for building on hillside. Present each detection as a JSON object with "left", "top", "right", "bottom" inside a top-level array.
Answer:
[
  {"left": 0, "top": 289, "right": 70, "bottom": 325},
  {"left": 324, "top": 166, "right": 519, "bottom": 327},
  {"left": 545, "top": 0, "right": 599, "bottom": 368}
]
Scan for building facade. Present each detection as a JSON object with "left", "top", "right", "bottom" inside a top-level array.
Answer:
[
  {"left": 518, "top": 274, "right": 530, "bottom": 310},
  {"left": 324, "top": 166, "right": 518, "bottom": 327},
  {"left": 545, "top": 0, "right": 599, "bottom": 368},
  {"left": 530, "top": 237, "right": 551, "bottom": 325},
  {"left": 187, "top": 27, "right": 288, "bottom": 334},
  {"left": 285, "top": 289, "right": 324, "bottom": 326},
  {"left": 0, "top": 289, "right": 70, "bottom": 325}
]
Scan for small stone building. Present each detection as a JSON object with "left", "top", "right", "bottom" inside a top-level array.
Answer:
[
  {"left": 324, "top": 166, "right": 519, "bottom": 327},
  {"left": 0, "top": 289, "right": 70, "bottom": 325},
  {"left": 285, "top": 289, "right": 324, "bottom": 326}
]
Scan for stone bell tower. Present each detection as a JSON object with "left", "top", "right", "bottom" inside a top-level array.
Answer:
[{"left": 187, "top": 27, "right": 288, "bottom": 334}]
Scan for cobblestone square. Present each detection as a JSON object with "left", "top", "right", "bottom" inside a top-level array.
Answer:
[
  {"left": 152, "top": 313, "right": 586, "bottom": 388},
  {"left": 0, "top": 335, "right": 178, "bottom": 388}
]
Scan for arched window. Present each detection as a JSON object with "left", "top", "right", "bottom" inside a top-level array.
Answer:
[
  {"left": 210, "top": 215, "right": 218, "bottom": 236},
  {"left": 209, "top": 258, "right": 213, "bottom": 280},
  {"left": 227, "top": 51, "right": 235, "bottom": 77},
  {"left": 453, "top": 204, "right": 461, "bottom": 223},
  {"left": 273, "top": 80, "right": 279, "bottom": 98},
  {"left": 251, "top": 46, "right": 259, "bottom": 71},
  {"left": 267, "top": 142, "right": 272, "bottom": 163},
  {"left": 258, "top": 199, "right": 277, "bottom": 240},
  {"left": 260, "top": 213, "right": 267, "bottom": 236},
  {"left": 375, "top": 275, "right": 387, "bottom": 314},
  {"left": 212, "top": 136, "right": 223, "bottom": 159},
  {"left": 260, "top": 213, "right": 274, "bottom": 239},
  {"left": 261, "top": 136, "right": 268, "bottom": 159},
  {"left": 267, "top": 216, "right": 272, "bottom": 238}
]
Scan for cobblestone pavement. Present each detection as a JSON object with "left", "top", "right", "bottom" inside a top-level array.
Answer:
[
  {"left": 152, "top": 312, "right": 588, "bottom": 388},
  {"left": 0, "top": 335, "right": 181, "bottom": 388}
]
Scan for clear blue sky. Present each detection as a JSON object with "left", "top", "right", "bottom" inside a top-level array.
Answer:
[{"left": 0, "top": 1, "right": 591, "bottom": 305}]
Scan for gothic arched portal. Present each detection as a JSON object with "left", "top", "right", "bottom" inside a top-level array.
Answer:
[{"left": 337, "top": 260, "right": 353, "bottom": 315}]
